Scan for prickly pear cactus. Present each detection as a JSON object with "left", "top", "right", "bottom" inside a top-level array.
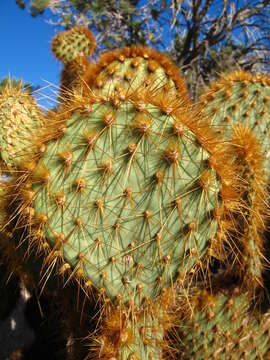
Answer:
[
  {"left": 201, "top": 71, "right": 270, "bottom": 173},
  {"left": 52, "top": 27, "right": 96, "bottom": 96},
  {"left": 4, "top": 73, "right": 237, "bottom": 357},
  {"left": 83, "top": 46, "right": 189, "bottom": 100},
  {"left": 201, "top": 73, "right": 270, "bottom": 295},
  {"left": 3, "top": 27, "right": 270, "bottom": 360},
  {"left": 0, "top": 81, "right": 44, "bottom": 169},
  {"left": 11, "top": 89, "right": 230, "bottom": 305},
  {"left": 92, "top": 297, "right": 172, "bottom": 360},
  {"left": 177, "top": 287, "right": 270, "bottom": 359},
  {"left": 52, "top": 26, "right": 96, "bottom": 65},
  {"left": 229, "top": 125, "right": 267, "bottom": 293}
]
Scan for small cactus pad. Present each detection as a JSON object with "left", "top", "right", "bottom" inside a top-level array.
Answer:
[
  {"left": 52, "top": 27, "right": 96, "bottom": 65},
  {"left": 92, "top": 308, "right": 166, "bottom": 359},
  {"left": 205, "top": 121, "right": 268, "bottom": 292},
  {"left": 229, "top": 125, "right": 267, "bottom": 291},
  {"left": 0, "top": 81, "right": 43, "bottom": 168},
  {"left": 8, "top": 87, "right": 234, "bottom": 308},
  {"left": 201, "top": 71, "right": 270, "bottom": 173},
  {"left": 177, "top": 287, "right": 270, "bottom": 359},
  {"left": 91, "top": 290, "right": 175, "bottom": 359},
  {"left": 83, "top": 46, "right": 189, "bottom": 100}
]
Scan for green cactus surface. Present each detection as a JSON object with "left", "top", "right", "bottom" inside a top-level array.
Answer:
[
  {"left": 230, "top": 125, "right": 267, "bottom": 293},
  {"left": 89, "top": 287, "right": 177, "bottom": 360},
  {"left": 201, "top": 73, "right": 270, "bottom": 294},
  {"left": 6, "top": 85, "right": 231, "bottom": 310},
  {"left": 93, "top": 307, "right": 168, "bottom": 359},
  {"left": 178, "top": 287, "right": 270, "bottom": 359},
  {"left": 117, "top": 315, "right": 163, "bottom": 360},
  {"left": 83, "top": 46, "right": 189, "bottom": 101},
  {"left": 201, "top": 71, "right": 270, "bottom": 174},
  {"left": 0, "top": 81, "right": 43, "bottom": 169},
  {"left": 52, "top": 27, "right": 96, "bottom": 65}
]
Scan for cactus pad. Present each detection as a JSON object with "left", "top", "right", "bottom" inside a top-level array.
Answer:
[
  {"left": 90, "top": 288, "right": 176, "bottom": 359},
  {"left": 83, "top": 46, "right": 189, "bottom": 100},
  {"left": 229, "top": 125, "right": 267, "bottom": 291},
  {"left": 52, "top": 27, "right": 96, "bottom": 65},
  {"left": 0, "top": 81, "right": 43, "bottom": 169},
  {"left": 202, "top": 75, "right": 269, "bottom": 292},
  {"left": 6, "top": 86, "right": 233, "bottom": 310},
  {"left": 178, "top": 287, "right": 270, "bottom": 359},
  {"left": 93, "top": 307, "right": 167, "bottom": 359},
  {"left": 201, "top": 71, "right": 270, "bottom": 172}
]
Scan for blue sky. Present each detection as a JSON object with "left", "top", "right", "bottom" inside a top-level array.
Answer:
[{"left": 0, "top": 2, "right": 60, "bottom": 107}]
